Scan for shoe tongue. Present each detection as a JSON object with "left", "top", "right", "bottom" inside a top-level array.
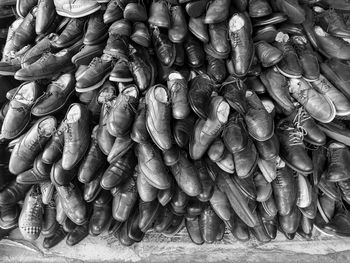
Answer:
[
  {"left": 229, "top": 14, "right": 245, "bottom": 32},
  {"left": 66, "top": 104, "right": 81, "bottom": 123},
  {"left": 329, "top": 142, "right": 345, "bottom": 149},
  {"left": 38, "top": 117, "right": 56, "bottom": 136},
  {"left": 15, "top": 82, "right": 36, "bottom": 104},
  {"left": 154, "top": 86, "right": 169, "bottom": 103},
  {"left": 315, "top": 26, "right": 327, "bottom": 36}
]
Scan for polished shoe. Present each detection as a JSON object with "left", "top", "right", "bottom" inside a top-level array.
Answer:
[
  {"left": 145, "top": 84, "right": 172, "bottom": 151},
  {"left": 41, "top": 122, "right": 65, "bottom": 164},
  {"left": 276, "top": 119, "right": 313, "bottom": 174},
  {"left": 32, "top": 73, "right": 75, "bottom": 117},
  {"left": 230, "top": 213, "right": 250, "bottom": 241},
  {"left": 232, "top": 139, "right": 257, "bottom": 178},
  {"left": 18, "top": 185, "right": 43, "bottom": 241},
  {"left": 168, "top": 5, "right": 187, "bottom": 43},
  {"left": 56, "top": 183, "right": 87, "bottom": 225},
  {"left": 222, "top": 112, "right": 248, "bottom": 155},
  {"left": 291, "top": 35, "right": 319, "bottom": 82},
  {"left": 13, "top": 7, "right": 37, "bottom": 49},
  {"left": 16, "top": 153, "right": 51, "bottom": 184},
  {"left": 199, "top": 204, "right": 222, "bottom": 243},
  {"left": 185, "top": 0, "right": 209, "bottom": 18},
  {"left": 61, "top": 103, "right": 90, "bottom": 170},
  {"left": 136, "top": 143, "right": 171, "bottom": 190},
  {"left": 289, "top": 78, "right": 335, "bottom": 123},
  {"left": 185, "top": 216, "right": 204, "bottom": 245},
  {"left": 254, "top": 134, "right": 279, "bottom": 161},
  {"left": 208, "top": 138, "right": 225, "bottom": 162},
  {"left": 123, "top": 2, "right": 147, "bottom": 22},
  {"left": 130, "top": 98, "right": 150, "bottom": 144},
  {"left": 249, "top": 0, "right": 272, "bottom": 18},
  {"left": 210, "top": 186, "right": 231, "bottom": 221},
  {"left": 52, "top": 18, "right": 85, "bottom": 49},
  {"left": 167, "top": 71, "right": 190, "bottom": 120},
  {"left": 204, "top": 0, "right": 230, "bottom": 24},
  {"left": 107, "top": 84, "right": 139, "bottom": 137},
  {"left": 311, "top": 74, "right": 350, "bottom": 117},
  {"left": 129, "top": 45, "right": 153, "bottom": 91},
  {"left": 101, "top": 150, "right": 136, "bottom": 190},
  {"left": 188, "top": 16, "right": 209, "bottom": 43},
  {"left": 297, "top": 173, "right": 312, "bottom": 208},
  {"left": 89, "top": 191, "right": 112, "bottom": 236},
  {"left": 151, "top": 26, "right": 176, "bottom": 67},
  {"left": 195, "top": 160, "right": 215, "bottom": 202},
  {"left": 76, "top": 54, "right": 114, "bottom": 92},
  {"left": 36, "top": 0, "right": 56, "bottom": 35},
  {"left": 136, "top": 165, "right": 158, "bottom": 202},
  {"left": 279, "top": 206, "right": 301, "bottom": 235},
  {"left": 42, "top": 200, "right": 58, "bottom": 237},
  {"left": 228, "top": 12, "right": 253, "bottom": 77},
  {"left": 103, "top": 0, "right": 123, "bottom": 24},
  {"left": 314, "top": 26, "right": 350, "bottom": 60},
  {"left": 111, "top": 176, "right": 138, "bottom": 222},
  {"left": 206, "top": 55, "right": 227, "bottom": 83},
  {"left": 54, "top": 0, "right": 101, "bottom": 18},
  {"left": 254, "top": 171, "right": 272, "bottom": 202},
  {"left": 138, "top": 200, "right": 160, "bottom": 232},
  {"left": 40, "top": 182, "right": 55, "bottom": 205},
  {"left": 244, "top": 90, "right": 274, "bottom": 141},
  {"left": 9, "top": 116, "right": 57, "bottom": 175},
  {"left": 1, "top": 81, "right": 40, "bottom": 140},
  {"left": 255, "top": 41, "right": 283, "bottom": 68},
  {"left": 254, "top": 24, "right": 278, "bottom": 43},
  {"left": 184, "top": 33, "right": 205, "bottom": 68},
  {"left": 274, "top": 32, "right": 302, "bottom": 78},
  {"left": 72, "top": 43, "right": 105, "bottom": 65},
  {"left": 154, "top": 206, "right": 175, "bottom": 232},
  {"left": 66, "top": 222, "right": 89, "bottom": 246},
  {"left": 83, "top": 11, "right": 108, "bottom": 46},
  {"left": 188, "top": 74, "right": 213, "bottom": 119},
  {"left": 131, "top": 22, "right": 151, "bottom": 47},
  {"left": 271, "top": 162, "right": 296, "bottom": 216},
  {"left": 326, "top": 141, "right": 350, "bottom": 182},
  {"left": 83, "top": 171, "right": 103, "bottom": 202},
  {"left": 148, "top": 0, "right": 170, "bottom": 28},
  {"left": 16, "top": 0, "right": 37, "bottom": 18},
  {"left": 260, "top": 67, "right": 294, "bottom": 115},
  {"left": 207, "top": 21, "right": 230, "bottom": 59},
  {"left": 43, "top": 226, "right": 67, "bottom": 249},
  {"left": 170, "top": 186, "right": 189, "bottom": 215},
  {"left": 107, "top": 135, "right": 134, "bottom": 164}
]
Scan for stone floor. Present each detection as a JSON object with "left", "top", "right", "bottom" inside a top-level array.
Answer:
[{"left": 1, "top": 228, "right": 350, "bottom": 262}]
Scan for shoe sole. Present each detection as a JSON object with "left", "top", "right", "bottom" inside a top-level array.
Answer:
[
  {"left": 75, "top": 72, "right": 110, "bottom": 93},
  {"left": 280, "top": 156, "right": 313, "bottom": 175},
  {"left": 56, "top": 5, "right": 101, "bottom": 19},
  {"left": 109, "top": 75, "right": 134, "bottom": 83},
  {"left": 0, "top": 70, "right": 16, "bottom": 76},
  {"left": 72, "top": 49, "right": 103, "bottom": 65},
  {"left": 275, "top": 65, "right": 302, "bottom": 79}
]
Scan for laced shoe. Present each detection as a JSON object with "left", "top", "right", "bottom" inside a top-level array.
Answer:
[
  {"left": 229, "top": 12, "right": 254, "bottom": 77},
  {"left": 54, "top": 0, "right": 101, "bottom": 18},
  {"left": 40, "top": 181, "right": 55, "bottom": 204},
  {"left": 289, "top": 78, "right": 336, "bottom": 123},
  {"left": 148, "top": 0, "right": 170, "bottom": 28},
  {"left": 0, "top": 44, "right": 31, "bottom": 76},
  {"left": 18, "top": 185, "right": 43, "bottom": 241},
  {"left": 76, "top": 54, "right": 114, "bottom": 92},
  {"left": 41, "top": 121, "right": 65, "bottom": 164},
  {"left": 167, "top": 71, "right": 190, "bottom": 120},
  {"left": 274, "top": 32, "right": 302, "bottom": 78},
  {"left": 131, "top": 22, "right": 151, "bottom": 47},
  {"left": 61, "top": 103, "right": 90, "bottom": 170},
  {"left": 52, "top": 17, "right": 85, "bottom": 49},
  {"left": 16, "top": 153, "right": 52, "bottom": 184},
  {"left": 1, "top": 81, "right": 40, "bottom": 140},
  {"left": 151, "top": 25, "right": 176, "bottom": 67},
  {"left": 128, "top": 45, "right": 152, "bottom": 91},
  {"left": 104, "top": 34, "right": 129, "bottom": 59},
  {"left": 255, "top": 41, "right": 283, "bottom": 68},
  {"left": 110, "top": 58, "right": 132, "bottom": 83},
  {"left": 311, "top": 74, "right": 350, "bottom": 116},
  {"left": 204, "top": 0, "right": 230, "bottom": 24},
  {"left": 42, "top": 199, "right": 58, "bottom": 237},
  {"left": 276, "top": 118, "right": 313, "bottom": 174},
  {"left": 184, "top": 33, "right": 205, "bottom": 68},
  {"left": 106, "top": 84, "right": 139, "bottom": 137},
  {"left": 0, "top": 181, "right": 31, "bottom": 206},
  {"left": 316, "top": 7, "right": 350, "bottom": 39},
  {"left": 220, "top": 76, "right": 247, "bottom": 114},
  {"left": 206, "top": 55, "right": 227, "bottom": 84},
  {"left": 326, "top": 141, "right": 350, "bottom": 182},
  {"left": 13, "top": 6, "right": 37, "bottom": 49},
  {"left": 145, "top": 84, "right": 172, "bottom": 151},
  {"left": 222, "top": 112, "right": 248, "bottom": 154}
]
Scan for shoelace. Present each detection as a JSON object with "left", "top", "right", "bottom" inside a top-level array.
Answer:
[
  {"left": 38, "top": 52, "right": 52, "bottom": 63},
  {"left": 88, "top": 57, "right": 103, "bottom": 68},
  {"left": 230, "top": 32, "right": 242, "bottom": 48},
  {"left": 293, "top": 107, "right": 310, "bottom": 131},
  {"left": 316, "top": 78, "right": 331, "bottom": 93},
  {"left": 284, "top": 126, "right": 306, "bottom": 146},
  {"left": 27, "top": 125, "right": 54, "bottom": 151}
]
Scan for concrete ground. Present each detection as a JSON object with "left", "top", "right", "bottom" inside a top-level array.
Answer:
[{"left": 1, "top": 227, "right": 350, "bottom": 262}]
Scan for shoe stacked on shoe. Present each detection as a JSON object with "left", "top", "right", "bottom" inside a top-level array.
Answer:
[{"left": 2, "top": 0, "right": 350, "bottom": 250}]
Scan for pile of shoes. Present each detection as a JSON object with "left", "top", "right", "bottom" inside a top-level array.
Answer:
[{"left": 1, "top": 0, "right": 350, "bottom": 249}]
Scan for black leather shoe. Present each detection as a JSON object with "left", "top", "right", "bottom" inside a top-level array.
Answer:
[
  {"left": 66, "top": 222, "right": 89, "bottom": 246},
  {"left": 138, "top": 200, "right": 160, "bottom": 232},
  {"left": 43, "top": 226, "right": 67, "bottom": 249},
  {"left": 89, "top": 191, "right": 112, "bottom": 236},
  {"left": 185, "top": 216, "right": 204, "bottom": 245},
  {"left": 83, "top": 11, "right": 108, "bottom": 46},
  {"left": 151, "top": 25, "right": 176, "bottom": 67}
]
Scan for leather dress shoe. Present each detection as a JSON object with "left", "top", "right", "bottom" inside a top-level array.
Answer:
[
  {"left": 291, "top": 35, "right": 319, "bottom": 82},
  {"left": 262, "top": 216, "right": 277, "bottom": 240},
  {"left": 32, "top": 73, "right": 75, "bottom": 117},
  {"left": 0, "top": 205, "right": 19, "bottom": 230},
  {"left": 184, "top": 33, "right": 205, "bottom": 68},
  {"left": 276, "top": 119, "right": 313, "bottom": 174},
  {"left": 61, "top": 104, "right": 90, "bottom": 170},
  {"left": 118, "top": 221, "right": 135, "bottom": 246},
  {"left": 55, "top": 193, "right": 67, "bottom": 225},
  {"left": 111, "top": 176, "right": 138, "bottom": 222},
  {"left": 170, "top": 187, "right": 189, "bottom": 215},
  {"left": 36, "top": 0, "right": 56, "bottom": 35},
  {"left": 287, "top": 107, "right": 326, "bottom": 146},
  {"left": 42, "top": 121, "right": 65, "bottom": 164},
  {"left": 136, "top": 165, "right": 158, "bottom": 202},
  {"left": 123, "top": 2, "right": 147, "bottom": 22},
  {"left": 244, "top": 90, "right": 274, "bottom": 141},
  {"left": 233, "top": 175, "right": 257, "bottom": 201},
  {"left": 51, "top": 159, "right": 78, "bottom": 186},
  {"left": 311, "top": 74, "right": 350, "bottom": 117},
  {"left": 1, "top": 81, "right": 40, "bottom": 140},
  {"left": 249, "top": 0, "right": 272, "bottom": 18},
  {"left": 273, "top": 0, "right": 305, "bottom": 24},
  {"left": 53, "top": 0, "right": 101, "bottom": 17},
  {"left": 162, "top": 214, "right": 184, "bottom": 237},
  {"left": 89, "top": 191, "right": 112, "bottom": 236},
  {"left": 151, "top": 26, "right": 176, "bottom": 67},
  {"left": 40, "top": 182, "right": 55, "bottom": 205},
  {"left": 101, "top": 150, "right": 136, "bottom": 190},
  {"left": 52, "top": 18, "right": 85, "bottom": 49},
  {"left": 254, "top": 25, "right": 278, "bottom": 43},
  {"left": 107, "top": 135, "right": 134, "bottom": 164},
  {"left": 254, "top": 171, "right": 272, "bottom": 202},
  {"left": 56, "top": 183, "right": 87, "bottom": 225},
  {"left": 72, "top": 43, "right": 105, "bottom": 65},
  {"left": 78, "top": 127, "right": 106, "bottom": 184},
  {"left": 207, "top": 55, "right": 227, "bottom": 83},
  {"left": 104, "top": 34, "right": 129, "bottom": 59},
  {"left": 274, "top": 32, "right": 302, "bottom": 78},
  {"left": 206, "top": 22, "right": 230, "bottom": 59},
  {"left": 42, "top": 200, "right": 58, "bottom": 237},
  {"left": 110, "top": 59, "right": 133, "bottom": 83},
  {"left": 167, "top": 71, "right": 190, "bottom": 120},
  {"left": 186, "top": 198, "right": 203, "bottom": 217},
  {"left": 169, "top": 150, "right": 202, "bottom": 197},
  {"left": 289, "top": 78, "right": 335, "bottom": 123},
  {"left": 279, "top": 206, "right": 301, "bottom": 234},
  {"left": 317, "top": 8, "right": 350, "bottom": 39},
  {"left": 16, "top": 0, "right": 37, "bottom": 18},
  {"left": 0, "top": 45, "right": 31, "bottom": 76},
  {"left": 185, "top": 0, "right": 209, "bottom": 18},
  {"left": 127, "top": 209, "right": 144, "bottom": 242},
  {"left": 216, "top": 150, "right": 234, "bottom": 174},
  {"left": 185, "top": 216, "right": 204, "bottom": 245},
  {"left": 0, "top": 181, "right": 30, "bottom": 206},
  {"left": 43, "top": 226, "right": 67, "bottom": 249},
  {"left": 251, "top": 213, "right": 271, "bottom": 243},
  {"left": 66, "top": 223, "right": 89, "bottom": 246},
  {"left": 324, "top": 208, "right": 350, "bottom": 237},
  {"left": 148, "top": 0, "right": 170, "bottom": 28},
  {"left": 154, "top": 206, "right": 174, "bottom": 232},
  {"left": 259, "top": 195, "right": 278, "bottom": 220},
  {"left": 272, "top": 161, "right": 296, "bottom": 216},
  {"left": 13, "top": 7, "right": 37, "bottom": 49},
  {"left": 97, "top": 103, "right": 116, "bottom": 156},
  {"left": 83, "top": 171, "right": 103, "bottom": 202},
  {"left": 130, "top": 98, "right": 150, "bottom": 144},
  {"left": 255, "top": 41, "right": 283, "bottom": 68},
  {"left": 210, "top": 186, "right": 231, "bottom": 221},
  {"left": 314, "top": 26, "right": 350, "bottom": 61},
  {"left": 228, "top": 12, "right": 253, "bottom": 77},
  {"left": 18, "top": 186, "right": 43, "bottom": 241},
  {"left": 188, "top": 74, "right": 214, "bottom": 119},
  {"left": 220, "top": 76, "right": 247, "bottom": 114},
  {"left": 230, "top": 213, "right": 250, "bottom": 241},
  {"left": 9, "top": 116, "right": 57, "bottom": 175},
  {"left": 204, "top": 0, "right": 230, "bottom": 24},
  {"left": 254, "top": 134, "right": 279, "bottom": 161},
  {"left": 131, "top": 22, "right": 151, "bottom": 47},
  {"left": 129, "top": 45, "right": 153, "bottom": 92},
  {"left": 195, "top": 160, "right": 214, "bottom": 202},
  {"left": 138, "top": 200, "right": 160, "bottom": 232},
  {"left": 199, "top": 204, "right": 222, "bottom": 243},
  {"left": 83, "top": 11, "right": 108, "bottom": 46},
  {"left": 168, "top": 5, "right": 187, "bottom": 43},
  {"left": 208, "top": 138, "right": 225, "bottom": 162},
  {"left": 103, "top": 0, "right": 123, "bottom": 24},
  {"left": 326, "top": 141, "right": 350, "bottom": 182},
  {"left": 16, "top": 153, "right": 52, "bottom": 184},
  {"left": 188, "top": 16, "right": 209, "bottom": 43},
  {"left": 145, "top": 84, "right": 172, "bottom": 151},
  {"left": 157, "top": 179, "right": 175, "bottom": 206},
  {"left": 173, "top": 113, "right": 196, "bottom": 148},
  {"left": 260, "top": 67, "right": 294, "bottom": 115}
]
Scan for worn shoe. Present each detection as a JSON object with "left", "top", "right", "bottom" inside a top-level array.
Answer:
[
  {"left": 249, "top": 0, "right": 272, "bottom": 18},
  {"left": 72, "top": 43, "right": 105, "bottom": 65},
  {"left": 103, "top": 0, "right": 123, "bottom": 24},
  {"left": 151, "top": 25, "right": 176, "bottom": 67},
  {"left": 36, "top": 0, "right": 56, "bottom": 35},
  {"left": 41, "top": 122, "right": 65, "bottom": 164},
  {"left": 327, "top": 141, "right": 350, "bottom": 182},
  {"left": 168, "top": 5, "right": 187, "bottom": 43},
  {"left": 204, "top": 0, "right": 230, "bottom": 24},
  {"left": 16, "top": 153, "right": 51, "bottom": 184},
  {"left": 316, "top": 8, "right": 350, "bottom": 39},
  {"left": 54, "top": 0, "right": 101, "bottom": 18},
  {"left": 255, "top": 41, "right": 283, "bottom": 68},
  {"left": 83, "top": 11, "right": 108, "bottom": 46},
  {"left": 131, "top": 22, "right": 151, "bottom": 47},
  {"left": 232, "top": 139, "right": 258, "bottom": 178},
  {"left": 148, "top": 0, "right": 170, "bottom": 28},
  {"left": 13, "top": 7, "right": 37, "bottom": 49},
  {"left": 273, "top": 0, "right": 305, "bottom": 24},
  {"left": 43, "top": 225, "right": 67, "bottom": 248},
  {"left": 167, "top": 71, "right": 190, "bottom": 119},
  {"left": 188, "top": 74, "right": 213, "bottom": 119}
]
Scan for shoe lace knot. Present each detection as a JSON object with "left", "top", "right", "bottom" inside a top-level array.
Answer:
[
  {"left": 230, "top": 32, "right": 242, "bottom": 48},
  {"left": 88, "top": 57, "right": 102, "bottom": 67}
]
